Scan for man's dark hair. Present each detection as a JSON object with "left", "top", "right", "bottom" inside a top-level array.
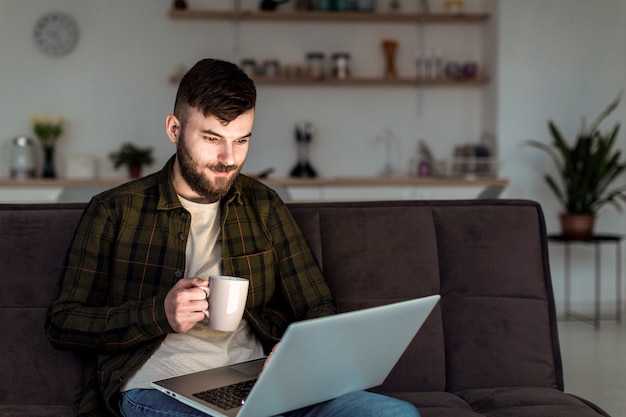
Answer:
[{"left": 174, "top": 58, "right": 256, "bottom": 124}]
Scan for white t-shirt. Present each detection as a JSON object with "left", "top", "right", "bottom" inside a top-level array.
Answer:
[{"left": 122, "top": 197, "right": 264, "bottom": 391}]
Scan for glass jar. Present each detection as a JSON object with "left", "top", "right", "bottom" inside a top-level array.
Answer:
[
  {"left": 355, "top": 0, "right": 375, "bottom": 11},
  {"left": 444, "top": 0, "right": 464, "bottom": 15},
  {"left": 335, "top": 0, "right": 351, "bottom": 11},
  {"left": 261, "top": 59, "right": 280, "bottom": 78},
  {"left": 331, "top": 52, "right": 351, "bottom": 80},
  {"left": 283, "top": 63, "right": 303, "bottom": 78},
  {"left": 9, "top": 136, "right": 37, "bottom": 179},
  {"left": 306, "top": 52, "right": 326, "bottom": 79},
  {"left": 316, "top": 0, "right": 331, "bottom": 11},
  {"left": 240, "top": 58, "right": 257, "bottom": 78}
]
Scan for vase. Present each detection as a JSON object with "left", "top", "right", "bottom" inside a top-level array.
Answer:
[
  {"left": 128, "top": 165, "right": 142, "bottom": 179},
  {"left": 559, "top": 213, "right": 595, "bottom": 240},
  {"left": 42, "top": 145, "right": 57, "bottom": 178},
  {"left": 381, "top": 39, "right": 398, "bottom": 79}
]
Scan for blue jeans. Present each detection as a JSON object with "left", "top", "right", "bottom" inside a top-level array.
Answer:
[{"left": 120, "top": 388, "right": 420, "bottom": 417}]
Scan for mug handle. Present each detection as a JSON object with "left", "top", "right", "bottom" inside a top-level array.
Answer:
[{"left": 200, "top": 286, "right": 210, "bottom": 318}]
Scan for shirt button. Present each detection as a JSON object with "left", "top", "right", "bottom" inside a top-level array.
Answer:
[
  {"left": 178, "top": 232, "right": 186, "bottom": 240},
  {"left": 174, "top": 270, "right": 184, "bottom": 279},
  {"left": 181, "top": 211, "right": 189, "bottom": 219}
]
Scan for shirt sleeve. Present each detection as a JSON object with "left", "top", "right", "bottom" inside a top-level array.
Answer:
[{"left": 44, "top": 199, "right": 173, "bottom": 353}]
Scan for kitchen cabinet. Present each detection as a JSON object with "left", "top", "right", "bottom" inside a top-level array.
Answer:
[
  {"left": 0, "top": 179, "right": 122, "bottom": 203},
  {"left": 0, "top": 177, "right": 508, "bottom": 203},
  {"left": 263, "top": 176, "right": 508, "bottom": 201}
]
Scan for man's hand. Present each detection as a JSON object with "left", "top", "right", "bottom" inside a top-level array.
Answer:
[
  {"left": 262, "top": 343, "right": 280, "bottom": 372},
  {"left": 164, "top": 277, "right": 208, "bottom": 333}
]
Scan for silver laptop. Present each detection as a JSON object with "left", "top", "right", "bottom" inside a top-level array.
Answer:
[{"left": 151, "top": 294, "right": 440, "bottom": 417}]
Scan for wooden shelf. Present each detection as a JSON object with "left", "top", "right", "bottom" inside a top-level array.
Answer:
[
  {"left": 0, "top": 179, "right": 127, "bottom": 187},
  {"left": 168, "top": 9, "right": 490, "bottom": 23},
  {"left": 169, "top": 74, "right": 489, "bottom": 86},
  {"left": 167, "top": 8, "right": 490, "bottom": 87},
  {"left": 261, "top": 176, "right": 508, "bottom": 187},
  {"left": 0, "top": 176, "right": 508, "bottom": 188}
]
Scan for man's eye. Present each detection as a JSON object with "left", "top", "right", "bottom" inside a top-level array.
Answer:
[
  {"left": 204, "top": 136, "right": 219, "bottom": 142},
  {"left": 237, "top": 138, "right": 249, "bottom": 144}
]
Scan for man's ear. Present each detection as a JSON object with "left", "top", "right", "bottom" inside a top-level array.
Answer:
[{"left": 165, "top": 114, "right": 180, "bottom": 144}]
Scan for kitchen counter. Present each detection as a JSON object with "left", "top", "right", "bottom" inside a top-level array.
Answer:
[
  {"left": 0, "top": 176, "right": 509, "bottom": 203},
  {"left": 260, "top": 176, "right": 509, "bottom": 187},
  {"left": 0, "top": 179, "right": 126, "bottom": 187},
  {"left": 0, "top": 176, "right": 508, "bottom": 187}
]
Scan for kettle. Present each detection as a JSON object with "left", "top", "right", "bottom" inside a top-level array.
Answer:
[{"left": 9, "top": 136, "right": 38, "bottom": 179}]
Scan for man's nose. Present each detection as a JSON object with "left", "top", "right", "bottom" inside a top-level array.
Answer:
[{"left": 217, "top": 141, "right": 235, "bottom": 165}]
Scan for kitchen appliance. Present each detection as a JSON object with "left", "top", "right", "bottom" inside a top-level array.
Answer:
[
  {"left": 290, "top": 122, "right": 317, "bottom": 178},
  {"left": 9, "top": 136, "right": 38, "bottom": 179}
]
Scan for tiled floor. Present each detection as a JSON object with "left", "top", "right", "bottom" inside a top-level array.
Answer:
[{"left": 558, "top": 318, "right": 625, "bottom": 417}]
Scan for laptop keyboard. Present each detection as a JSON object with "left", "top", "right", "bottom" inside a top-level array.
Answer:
[{"left": 193, "top": 379, "right": 257, "bottom": 410}]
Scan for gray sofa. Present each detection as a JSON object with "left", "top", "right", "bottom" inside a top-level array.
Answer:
[{"left": 0, "top": 200, "right": 611, "bottom": 416}]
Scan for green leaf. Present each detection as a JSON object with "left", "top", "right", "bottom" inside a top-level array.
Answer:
[{"left": 524, "top": 94, "right": 626, "bottom": 214}]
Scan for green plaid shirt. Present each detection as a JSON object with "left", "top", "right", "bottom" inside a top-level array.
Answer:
[{"left": 45, "top": 156, "right": 335, "bottom": 417}]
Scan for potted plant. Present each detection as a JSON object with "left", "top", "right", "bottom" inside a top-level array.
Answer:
[
  {"left": 109, "top": 142, "right": 154, "bottom": 179},
  {"left": 526, "top": 93, "right": 626, "bottom": 239},
  {"left": 31, "top": 115, "right": 64, "bottom": 178}
]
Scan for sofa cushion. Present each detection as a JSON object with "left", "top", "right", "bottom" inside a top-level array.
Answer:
[
  {"left": 0, "top": 204, "right": 82, "bottom": 308},
  {"left": 0, "top": 405, "right": 77, "bottom": 417},
  {"left": 0, "top": 204, "right": 87, "bottom": 410},
  {"left": 456, "top": 387, "right": 609, "bottom": 416},
  {"left": 386, "top": 391, "right": 482, "bottom": 416},
  {"left": 386, "top": 388, "right": 610, "bottom": 417},
  {"left": 0, "top": 308, "right": 84, "bottom": 407},
  {"left": 289, "top": 204, "right": 446, "bottom": 392},
  {"left": 432, "top": 205, "right": 562, "bottom": 392}
]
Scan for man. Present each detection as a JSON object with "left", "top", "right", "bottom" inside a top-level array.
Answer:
[{"left": 45, "top": 59, "right": 419, "bottom": 417}]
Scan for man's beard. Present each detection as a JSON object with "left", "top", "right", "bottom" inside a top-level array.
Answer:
[{"left": 176, "top": 132, "right": 241, "bottom": 202}]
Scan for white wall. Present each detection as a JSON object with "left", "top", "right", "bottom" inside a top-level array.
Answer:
[
  {"left": 0, "top": 0, "right": 490, "bottom": 179},
  {"left": 496, "top": 0, "right": 626, "bottom": 311}
]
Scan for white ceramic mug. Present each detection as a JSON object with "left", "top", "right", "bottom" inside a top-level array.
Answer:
[{"left": 200, "top": 275, "right": 249, "bottom": 332}]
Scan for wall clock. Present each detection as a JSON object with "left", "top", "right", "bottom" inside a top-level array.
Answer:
[{"left": 33, "top": 12, "right": 79, "bottom": 56}]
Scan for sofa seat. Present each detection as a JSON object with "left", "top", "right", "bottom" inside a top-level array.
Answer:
[
  {"left": 387, "top": 387, "right": 606, "bottom": 417},
  {"left": 0, "top": 406, "right": 77, "bottom": 417}
]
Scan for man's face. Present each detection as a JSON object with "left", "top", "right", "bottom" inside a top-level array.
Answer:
[{"left": 167, "top": 107, "right": 254, "bottom": 203}]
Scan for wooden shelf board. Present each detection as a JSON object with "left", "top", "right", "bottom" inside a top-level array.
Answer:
[
  {"left": 168, "top": 9, "right": 490, "bottom": 23},
  {"left": 169, "top": 74, "right": 489, "bottom": 86},
  {"left": 253, "top": 76, "right": 489, "bottom": 86},
  {"left": 0, "top": 177, "right": 508, "bottom": 188}
]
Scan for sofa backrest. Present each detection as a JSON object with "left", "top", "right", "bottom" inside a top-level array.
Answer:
[
  {"left": 0, "top": 203, "right": 88, "bottom": 409},
  {"left": 0, "top": 200, "right": 562, "bottom": 409},
  {"left": 287, "top": 200, "right": 563, "bottom": 394}
]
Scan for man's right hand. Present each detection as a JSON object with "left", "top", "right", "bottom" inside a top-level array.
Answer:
[{"left": 164, "top": 277, "right": 209, "bottom": 333}]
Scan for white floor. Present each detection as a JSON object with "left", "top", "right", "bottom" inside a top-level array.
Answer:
[{"left": 558, "top": 318, "right": 625, "bottom": 417}]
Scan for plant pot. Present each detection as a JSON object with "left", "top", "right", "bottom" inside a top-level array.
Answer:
[
  {"left": 128, "top": 165, "right": 142, "bottom": 179},
  {"left": 41, "top": 145, "right": 57, "bottom": 178},
  {"left": 559, "top": 213, "right": 596, "bottom": 240}
]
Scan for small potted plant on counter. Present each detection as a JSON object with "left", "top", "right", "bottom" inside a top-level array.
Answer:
[
  {"left": 526, "top": 93, "right": 626, "bottom": 239},
  {"left": 31, "top": 115, "right": 64, "bottom": 178},
  {"left": 109, "top": 142, "right": 154, "bottom": 179}
]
